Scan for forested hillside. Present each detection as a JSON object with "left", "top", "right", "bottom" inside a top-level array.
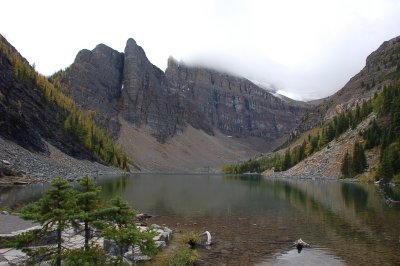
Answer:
[
  {"left": 0, "top": 35, "right": 128, "bottom": 169},
  {"left": 224, "top": 81, "right": 400, "bottom": 184}
]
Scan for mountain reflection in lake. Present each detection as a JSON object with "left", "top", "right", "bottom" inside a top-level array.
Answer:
[{"left": 1, "top": 174, "right": 400, "bottom": 265}]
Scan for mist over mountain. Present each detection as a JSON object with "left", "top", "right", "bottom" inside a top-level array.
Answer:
[{"left": 51, "top": 38, "right": 310, "bottom": 171}]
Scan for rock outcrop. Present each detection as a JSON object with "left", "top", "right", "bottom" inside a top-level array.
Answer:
[
  {"left": 166, "top": 57, "right": 305, "bottom": 142},
  {"left": 122, "top": 39, "right": 184, "bottom": 142},
  {"left": 53, "top": 43, "right": 124, "bottom": 136}
]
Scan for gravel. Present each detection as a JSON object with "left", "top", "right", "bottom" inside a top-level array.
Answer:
[{"left": 0, "top": 136, "right": 125, "bottom": 182}]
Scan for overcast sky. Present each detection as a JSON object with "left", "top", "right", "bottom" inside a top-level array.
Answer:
[{"left": 1, "top": 0, "right": 400, "bottom": 100}]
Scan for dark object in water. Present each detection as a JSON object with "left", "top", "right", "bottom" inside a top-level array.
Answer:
[
  {"left": 136, "top": 213, "right": 152, "bottom": 221},
  {"left": 293, "top": 238, "right": 310, "bottom": 253}
]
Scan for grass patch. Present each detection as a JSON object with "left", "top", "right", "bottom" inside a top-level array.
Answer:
[
  {"left": 392, "top": 174, "right": 400, "bottom": 185},
  {"left": 167, "top": 247, "right": 199, "bottom": 266}
]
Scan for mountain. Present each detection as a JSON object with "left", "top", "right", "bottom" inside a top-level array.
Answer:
[
  {"left": 227, "top": 34, "right": 400, "bottom": 181},
  {"left": 291, "top": 36, "right": 400, "bottom": 179},
  {"left": 299, "top": 35, "right": 400, "bottom": 131},
  {"left": 0, "top": 34, "right": 126, "bottom": 180},
  {"left": 51, "top": 43, "right": 124, "bottom": 137},
  {"left": 53, "top": 38, "right": 309, "bottom": 172},
  {"left": 165, "top": 57, "right": 305, "bottom": 144},
  {"left": 0, "top": 35, "right": 92, "bottom": 158}
]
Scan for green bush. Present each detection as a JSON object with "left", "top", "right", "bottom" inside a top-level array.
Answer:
[
  {"left": 168, "top": 247, "right": 199, "bottom": 266},
  {"left": 181, "top": 231, "right": 200, "bottom": 247},
  {"left": 392, "top": 174, "right": 400, "bottom": 185},
  {"left": 63, "top": 246, "right": 108, "bottom": 266}
]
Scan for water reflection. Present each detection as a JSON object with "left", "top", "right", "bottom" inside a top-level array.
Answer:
[
  {"left": 341, "top": 183, "right": 368, "bottom": 212},
  {"left": 0, "top": 174, "right": 400, "bottom": 265},
  {"left": 257, "top": 248, "right": 345, "bottom": 266}
]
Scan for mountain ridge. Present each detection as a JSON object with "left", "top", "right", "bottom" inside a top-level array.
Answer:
[
  {"left": 0, "top": 34, "right": 126, "bottom": 180},
  {"left": 298, "top": 35, "right": 400, "bottom": 132},
  {"left": 50, "top": 38, "right": 310, "bottom": 171}
]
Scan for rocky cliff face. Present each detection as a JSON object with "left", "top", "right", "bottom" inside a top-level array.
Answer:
[
  {"left": 165, "top": 57, "right": 306, "bottom": 141},
  {"left": 121, "top": 39, "right": 184, "bottom": 142},
  {"left": 56, "top": 38, "right": 307, "bottom": 147},
  {"left": 299, "top": 35, "right": 400, "bottom": 131},
  {"left": 55, "top": 39, "right": 213, "bottom": 143},
  {"left": 53, "top": 43, "right": 124, "bottom": 136}
]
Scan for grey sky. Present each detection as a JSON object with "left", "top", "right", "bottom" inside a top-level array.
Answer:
[{"left": 1, "top": 0, "right": 400, "bottom": 100}]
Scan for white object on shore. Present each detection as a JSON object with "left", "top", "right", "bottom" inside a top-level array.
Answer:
[
  {"left": 1, "top": 159, "right": 11, "bottom": 165},
  {"left": 202, "top": 231, "right": 212, "bottom": 246}
]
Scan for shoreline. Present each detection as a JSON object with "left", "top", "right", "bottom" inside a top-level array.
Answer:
[{"left": 0, "top": 136, "right": 125, "bottom": 185}]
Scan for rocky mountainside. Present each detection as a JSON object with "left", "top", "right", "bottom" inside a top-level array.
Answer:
[
  {"left": 272, "top": 113, "right": 378, "bottom": 179},
  {"left": 165, "top": 57, "right": 305, "bottom": 143},
  {"left": 53, "top": 38, "right": 309, "bottom": 171},
  {"left": 122, "top": 39, "right": 186, "bottom": 142},
  {"left": 52, "top": 44, "right": 124, "bottom": 137},
  {"left": 0, "top": 35, "right": 125, "bottom": 180},
  {"left": 55, "top": 39, "right": 309, "bottom": 146},
  {"left": 0, "top": 35, "right": 92, "bottom": 159},
  {"left": 54, "top": 39, "right": 213, "bottom": 143},
  {"left": 299, "top": 35, "right": 400, "bottom": 131}
]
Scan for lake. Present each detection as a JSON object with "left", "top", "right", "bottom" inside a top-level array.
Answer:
[{"left": 1, "top": 174, "right": 400, "bottom": 265}]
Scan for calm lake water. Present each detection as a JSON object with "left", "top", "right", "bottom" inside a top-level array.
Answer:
[{"left": 1, "top": 174, "right": 400, "bottom": 265}]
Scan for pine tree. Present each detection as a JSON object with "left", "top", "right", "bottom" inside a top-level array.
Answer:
[
  {"left": 305, "top": 142, "right": 313, "bottom": 157},
  {"left": 364, "top": 120, "right": 381, "bottom": 149},
  {"left": 341, "top": 150, "right": 352, "bottom": 178},
  {"left": 20, "top": 178, "right": 77, "bottom": 266},
  {"left": 76, "top": 176, "right": 102, "bottom": 252},
  {"left": 352, "top": 142, "right": 367, "bottom": 174},
  {"left": 102, "top": 197, "right": 157, "bottom": 264},
  {"left": 376, "top": 151, "right": 394, "bottom": 181},
  {"left": 299, "top": 140, "right": 306, "bottom": 161},
  {"left": 319, "top": 128, "right": 327, "bottom": 148},
  {"left": 283, "top": 148, "right": 291, "bottom": 170}
]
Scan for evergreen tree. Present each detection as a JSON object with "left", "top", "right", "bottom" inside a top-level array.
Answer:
[
  {"left": 364, "top": 120, "right": 381, "bottom": 149},
  {"left": 283, "top": 148, "right": 291, "bottom": 170},
  {"left": 299, "top": 140, "right": 306, "bottom": 161},
  {"left": 352, "top": 142, "right": 367, "bottom": 174},
  {"left": 353, "top": 104, "right": 361, "bottom": 128},
  {"left": 20, "top": 178, "right": 77, "bottom": 266},
  {"left": 319, "top": 128, "right": 327, "bottom": 148},
  {"left": 341, "top": 150, "right": 352, "bottom": 178},
  {"left": 102, "top": 197, "right": 157, "bottom": 264},
  {"left": 305, "top": 142, "right": 313, "bottom": 157},
  {"left": 376, "top": 151, "right": 394, "bottom": 181},
  {"left": 387, "top": 142, "right": 400, "bottom": 174},
  {"left": 76, "top": 176, "right": 102, "bottom": 252}
]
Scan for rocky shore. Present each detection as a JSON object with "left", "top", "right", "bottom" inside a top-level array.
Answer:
[
  {"left": 0, "top": 136, "right": 125, "bottom": 184},
  {"left": 0, "top": 212, "right": 173, "bottom": 265}
]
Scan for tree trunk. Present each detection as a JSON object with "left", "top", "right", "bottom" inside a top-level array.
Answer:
[
  {"left": 56, "top": 226, "right": 62, "bottom": 266},
  {"left": 84, "top": 220, "right": 89, "bottom": 251}
]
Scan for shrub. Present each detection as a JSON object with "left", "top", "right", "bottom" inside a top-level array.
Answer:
[{"left": 168, "top": 247, "right": 199, "bottom": 266}]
